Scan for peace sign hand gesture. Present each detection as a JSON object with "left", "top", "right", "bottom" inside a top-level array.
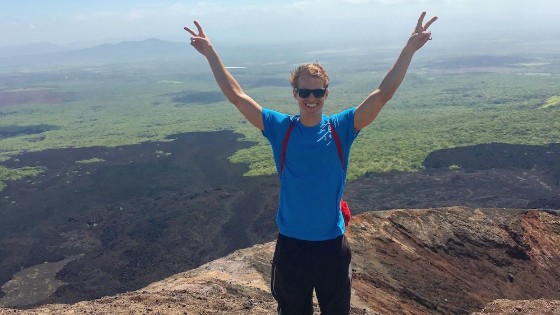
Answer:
[
  {"left": 407, "top": 12, "right": 438, "bottom": 51},
  {"left": 184, "top": 21, "right": 212, "bottom": 56}
]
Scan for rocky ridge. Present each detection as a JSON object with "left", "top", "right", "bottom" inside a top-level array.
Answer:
[{"left": 1, "top": 207, "right": 559, "bottom": 315}]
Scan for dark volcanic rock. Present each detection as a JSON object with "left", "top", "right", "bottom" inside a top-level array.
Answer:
[
  {"left": 1, "top": 207, "right": 559, "bottom": 315},
  {"left": 423, "top": 142, "right": 560, "bottom": 186},
  {"left": 1, "top": 136, "right": 560, "bottom": 310},
  {"left": 0, "top": 131, "right": 279, "bottom": 305},
  {"left": 344, "top": 142, "right": 560, "bottom": 213}
]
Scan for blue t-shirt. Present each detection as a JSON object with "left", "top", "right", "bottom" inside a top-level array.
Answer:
[{"left": 262, "top": 107, "right": 359, "bottom": 241}]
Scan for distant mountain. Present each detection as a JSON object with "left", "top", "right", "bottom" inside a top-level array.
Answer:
[
  {"left": 67, "top": 38, "right": 187, "bottom": 61},
  {"left": 0, "top": 38, "right": 190, "bottom": 70},
  {"left": 0, "top": 42, "right": 68, "bottom": 58}
]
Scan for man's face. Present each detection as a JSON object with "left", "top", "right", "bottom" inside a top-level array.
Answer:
[{"left": 293, "top": 74, "right": 329, "bottom": 119}]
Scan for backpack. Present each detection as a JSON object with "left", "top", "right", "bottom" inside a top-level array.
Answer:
[{"left": 280, "top": 118, "right": 351, "bottom": 226}]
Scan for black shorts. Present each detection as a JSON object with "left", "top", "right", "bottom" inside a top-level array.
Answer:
[{"left": 270, "top": 233, "right": 352, "bottom": 315}]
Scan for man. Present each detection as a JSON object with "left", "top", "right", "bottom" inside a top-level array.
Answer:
[{"left": 185, "top": 12, "right": 437, "bottom": 315}]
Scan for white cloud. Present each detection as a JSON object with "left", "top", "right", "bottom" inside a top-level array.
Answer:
[
  {"left": 125, "top": 10, "right": 148, "bottom": 21},
  {"left": 342, "top": 0, "right": 372, "bottom": 3},
  {"left": 0, "top": 0, "right": 558, "bottom": 47},
  {"left": 71, "top": 11, "right": 117, "bottom": 22}
]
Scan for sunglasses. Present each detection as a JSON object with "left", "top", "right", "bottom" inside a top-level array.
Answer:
[{"left": 295, "top": 88, "right": 327, "bottom": 98}]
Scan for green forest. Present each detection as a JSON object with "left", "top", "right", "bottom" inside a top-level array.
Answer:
[{"left": 1, "top": 46, "right": 559, "bottom": 190}]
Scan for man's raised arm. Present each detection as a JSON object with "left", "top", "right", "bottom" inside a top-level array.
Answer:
[
  {"left": 354, "top": 12, "right": 438, "bottom": 131},
  {"left": 184, "top": 21, "right": 264, "bottom": 130}
]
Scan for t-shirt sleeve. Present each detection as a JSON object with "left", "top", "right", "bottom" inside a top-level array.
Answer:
[
  {"left": 330, "top": 107, "right": 360, "bottom": 152},
  {"left": 261, "top": 108, "right": 292, "bottom": 160}
]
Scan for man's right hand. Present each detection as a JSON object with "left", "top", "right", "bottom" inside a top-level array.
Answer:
[{"left": 182, "top": 20, "right": 264, "bottom": 130}]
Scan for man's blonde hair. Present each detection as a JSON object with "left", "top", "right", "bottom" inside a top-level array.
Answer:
[{"left": 289, "top": 63, "right": 329, "bottom": 88}]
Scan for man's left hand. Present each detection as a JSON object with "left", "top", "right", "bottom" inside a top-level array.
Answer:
[{"left": 407, "top": 12, "right": 438, "bottom": 51}]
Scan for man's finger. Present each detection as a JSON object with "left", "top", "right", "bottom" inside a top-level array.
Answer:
[
  {"left": 424, "top": 16, "right": 438, "bottom": 30},
  {"left": 184, "top": 26, "right": 197, "bottom": 37},
  {"left": 416, "top": 11, "right": 426, "bottom": 30},
  {"left": 194, "top": 20, "right": 205, "bottom": 36}
]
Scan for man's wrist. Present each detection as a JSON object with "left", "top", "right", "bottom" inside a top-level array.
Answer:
[
  {"left": 204, "top": 46, "right": 217, "bottom": 59},
  {"left": 402, "top": 44, "right": 416, "bottom": 56}
]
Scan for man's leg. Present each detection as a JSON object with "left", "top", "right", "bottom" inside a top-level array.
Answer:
[
  {"left": 271, "top": 234, "right": 314, "bottom": 315},
  {"left": 314, "top": 234, "right": 352, "bottom": 315}
]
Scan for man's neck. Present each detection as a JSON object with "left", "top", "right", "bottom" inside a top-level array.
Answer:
[{"left": 299, "top": 113, "right": 322, "bottom": 127}]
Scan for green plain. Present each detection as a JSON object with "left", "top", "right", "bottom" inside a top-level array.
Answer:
[{"left": 1, "top": 48, "right": 559, "bottom": 190}]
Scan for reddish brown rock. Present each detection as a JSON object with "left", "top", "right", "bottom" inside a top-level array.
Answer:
[{"left": 1, "top": 207, "right": 559, "bottom": 315}]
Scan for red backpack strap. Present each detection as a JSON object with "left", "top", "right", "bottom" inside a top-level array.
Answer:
[
  {"left": 329, "top": 119, "right": 345, "bottom": 171},
  {"left": 330, "top": 120, "right": 351, "bottom": 226},
  {"left": 280, "top": 120, "right": 296, "bottom": 175}
]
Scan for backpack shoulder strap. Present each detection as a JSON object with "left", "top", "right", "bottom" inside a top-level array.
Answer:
[
  {"left": 280, "top": 120, "right": 296, "bottom": 175},
  {"left": 329, "top": 119, "right": 345, "bottom": 171}
]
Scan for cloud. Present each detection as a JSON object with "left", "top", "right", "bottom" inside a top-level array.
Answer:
[
  {"left": 125, "top": 10, "right": 148, "bottom": 20},
  {"left": 342, "top": 0, "right": 372, "bottom": 3},
  {"left": 71, "top": 11, "right": 118, "bottom": 22},
  {"left": 1, "top": 0, "right": 558, "bottom": 47}
]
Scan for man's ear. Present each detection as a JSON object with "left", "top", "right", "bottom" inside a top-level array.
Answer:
[
  {"left": 293, "top": 88, "right": 298, "bottom": 99},
  {"left": 325, "top": 88, "right": 330, "bottom": 100}
]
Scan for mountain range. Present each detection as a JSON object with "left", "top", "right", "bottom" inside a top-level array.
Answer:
[{"left": 0, "top": 39, "right": 190, "bottom": 70}]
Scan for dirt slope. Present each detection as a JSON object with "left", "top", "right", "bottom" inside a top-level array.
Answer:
[
  {"left": 348, "top": 207, "right": 560, "bottom": 314},
  {"left": 2, "top": 135, "right": 558, "bottom": 307},
  {"left": 1, "top": 207, "right": 559, "bottom": 315}
]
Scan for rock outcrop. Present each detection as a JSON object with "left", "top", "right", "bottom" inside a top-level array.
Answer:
[{"left": 1, "top": 207, "right": 559, "bottom": 315}]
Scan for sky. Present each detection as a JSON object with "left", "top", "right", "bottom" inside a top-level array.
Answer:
[{"left": 1, "top": 0, "right": 559, "bottom": 49}]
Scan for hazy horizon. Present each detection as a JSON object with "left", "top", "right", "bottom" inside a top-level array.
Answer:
[{"left": 2, "top": 0, "right": 559, "bottom": 51}]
